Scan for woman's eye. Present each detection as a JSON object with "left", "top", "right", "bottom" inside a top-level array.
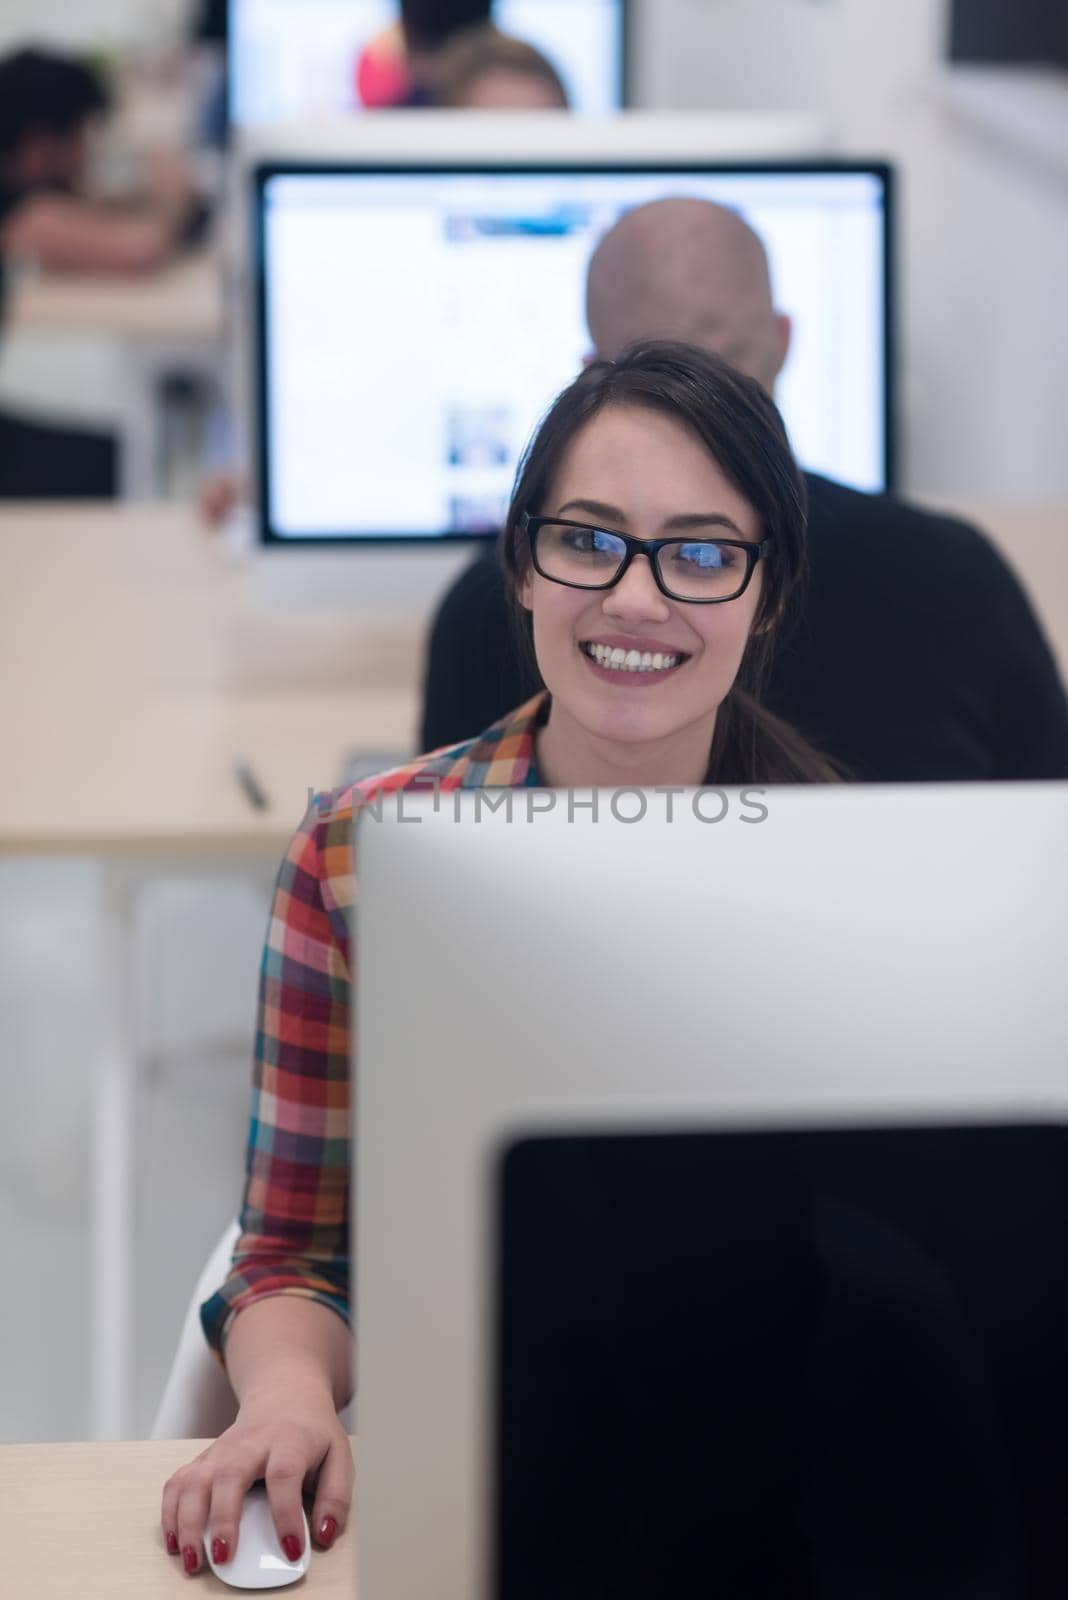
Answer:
[
  {"left": 563, "top": 526, "right": 616, "bottom": 555},
  {"left": 673, "top": 541, "right": 734, "bottom": 570}
]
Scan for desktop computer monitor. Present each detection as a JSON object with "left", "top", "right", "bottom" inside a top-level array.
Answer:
[
  {"left": 230, "top": 0, "right": 628, "bottom": 123},
  {"left": 255, "top": 159, "right": 893, "bottom": 547},
  {"left": 353, "top": 781, "right": 1068, "bottom": 1598}
]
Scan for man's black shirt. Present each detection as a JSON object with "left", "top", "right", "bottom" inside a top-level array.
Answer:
[{"left": 420, "top": 474, "right": 1068, "bottom": 781}]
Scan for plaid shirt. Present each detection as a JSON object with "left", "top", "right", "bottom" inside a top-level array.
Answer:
[{"left": 200, "top": 693, "right": 548, "bottom": 1356}]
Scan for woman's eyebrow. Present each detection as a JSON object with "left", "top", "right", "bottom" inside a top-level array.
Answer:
[
  {"left": 555, "top": 497, "right": 626, "bottom": 523},
  {"left": 555, "top": 499, "right": 746, "bottom": 538},
  {"left": 663, "top": 512, "right": 747, "bottom": 536}
]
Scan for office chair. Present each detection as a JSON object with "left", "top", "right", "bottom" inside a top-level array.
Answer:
[
  {"left": 152, "top": 1221, "right": 354, "bottom": 1439},
  {"left": 152, "top": 1221, "right": 242, "bottom": 1439}
]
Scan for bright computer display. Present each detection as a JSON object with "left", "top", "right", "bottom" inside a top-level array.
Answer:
[
  {"left": 256, "top": 162, "right": 893, "bottom": 543},
  {"left": 231, "top": 0, "right": 626, "bottom": 122}
]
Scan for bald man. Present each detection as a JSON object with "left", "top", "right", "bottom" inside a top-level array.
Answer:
[
  {"left": 586, "top": 199, "right": 790, "bottom": 394},
  {"left": 421, "top": 199, "right": 1068, "bottom": 780}
]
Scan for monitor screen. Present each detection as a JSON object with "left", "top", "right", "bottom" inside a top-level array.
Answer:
[
  {"left": 230, "top": 0, "right": 626, "bottom": 123},
  {"left": 255, "top": 162, "right": 893, "bottom": 544},
  {"left": 496, "top": 1124, "right": 1068, "bottom": 1593}
]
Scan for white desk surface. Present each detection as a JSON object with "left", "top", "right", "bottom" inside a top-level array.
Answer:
[
  {"left": 0, "top": 503, "right": 425, "bottom": 856},
  {"left": 5, "top": 249, "right": 225, "bottom": 342},
  {"left": 0, "top": 1438, "right": 356, "bottom": 1597}
]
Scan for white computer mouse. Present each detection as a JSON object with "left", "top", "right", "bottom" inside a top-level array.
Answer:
[{"left": 206, "top": 1484, "right": 310, "bottom": 1589}]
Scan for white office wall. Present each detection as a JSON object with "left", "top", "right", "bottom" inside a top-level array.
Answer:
[{"left": 633, "top": 0, "right": 1068, "bottom": 499}]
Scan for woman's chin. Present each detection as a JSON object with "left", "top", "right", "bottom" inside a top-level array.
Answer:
[{"left": 567, "top": 686, "right": 682, "bottom": 747}]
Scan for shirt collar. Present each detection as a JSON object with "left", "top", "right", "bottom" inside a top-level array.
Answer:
[{"left": 454, "top": 691, "right": 550, "bottom": 789}]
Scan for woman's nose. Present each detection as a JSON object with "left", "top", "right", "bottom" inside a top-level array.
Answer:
[{"left": 601, "top": 552, "right": 672, "bottom": 621}]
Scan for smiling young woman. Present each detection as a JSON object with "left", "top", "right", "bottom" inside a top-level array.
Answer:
[
  {"left": 501, "top": 340, "right": 840, "bottom": 788},
  {"left": 161, "top": 340, "right": 838, "bottom": 1579}
]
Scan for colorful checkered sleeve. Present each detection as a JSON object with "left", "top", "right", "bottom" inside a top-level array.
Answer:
[
  {"left": 200, "top": 789, "right": 355, "bottom": 1355},
  {"left": 198, "top": 692, "right": 547, "bottom": 1360}
]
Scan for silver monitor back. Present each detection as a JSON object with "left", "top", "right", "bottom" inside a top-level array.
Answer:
[{"left": 353, "top": 782, "right": 1068, "bottom": 1599}]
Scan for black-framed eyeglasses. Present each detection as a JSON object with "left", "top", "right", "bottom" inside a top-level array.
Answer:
[{"left": 521, "top": 513, "right": 772, "bottom": 604}]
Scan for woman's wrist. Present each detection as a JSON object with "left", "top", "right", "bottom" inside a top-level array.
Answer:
[
  {"left": 222, "top": 1294, "right": 353, "bottom": 1412},
  {"left": 235, "top": 1364, "right": 338, "bottom": 1415}
]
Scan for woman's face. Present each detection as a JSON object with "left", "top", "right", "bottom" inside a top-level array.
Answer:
[{"left": 519, "top": 403, "right": 766, "bottom": 756}]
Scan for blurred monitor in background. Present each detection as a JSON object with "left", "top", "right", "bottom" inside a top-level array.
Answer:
[
  {"left": 435, "top": 25, "right": 570, "bottom": 109},
  {"left": 0, "top": 47, "right": 200, "bottom": 272},
  {"left": 229, "top": 0, "right": 626, "bottom": 122},
  {"left": 254, "top": 161, "right": 892, "bottom": 545}
]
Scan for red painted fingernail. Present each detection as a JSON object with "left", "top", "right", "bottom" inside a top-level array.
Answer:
[
  {"left": 182, "top": 1545, "right": 199, "bottom": 1574},
  {"left": 282, "top": 1534, "right": 302, "bottom": 1562},
  {"left": 318, "top": 1515, "right": 338, "bottom": 1546},
  {"left": 166, "top": 1531, "right": 179, "bottom": 1555},
  {"left": 211, "top": 1537, "right": 230, "bottom": 1565}
]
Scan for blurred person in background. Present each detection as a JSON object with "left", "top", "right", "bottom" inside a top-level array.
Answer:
[
  {"left": 192, "top": 0, "right": 228, "bottom": 45},
  {"left": 189, "top": 0, "right": 230, "bottom": 148},
  {"left": 422, "top": 198, "right": 1068, "bottom": 782},
  {"left": 435, "top": 25, "right": 570, "bottom": 109},
  {"left": 358, "top": 0, "right": 493, "bottom": 107},
  {"left": 0, "top": 46, "right": 200, "bottom": 272},
  {"left": 0, "top": 213, "right": 116, "bottom": 497}
]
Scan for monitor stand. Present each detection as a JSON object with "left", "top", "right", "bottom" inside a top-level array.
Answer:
[{"left": 226, "top": 506, "right": 477, "bottom": 614}]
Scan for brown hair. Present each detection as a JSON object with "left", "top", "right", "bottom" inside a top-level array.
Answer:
[
  {"left": 499, "top": 340, "right": 842, "bottom": 785},
  {"left": 435, "top": 25, "right": 570, "bottom": 109}
]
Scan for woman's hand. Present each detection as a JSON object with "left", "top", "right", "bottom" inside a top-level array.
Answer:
[{"left": 160, "top": 1378, "right": 353, "bottom": 1577}]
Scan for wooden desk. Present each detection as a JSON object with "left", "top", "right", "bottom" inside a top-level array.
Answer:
[
  {"left": 0, "top": 1439, "right": 356, "bottom": 1597},
  {"left": 0, "top": 503, "right": 424, "bottom": 855},
  {"left": 6, "top": 250, "right": 224, "bottom": 343},
  {"left": 2, "top": 501, "right": 1061, "bottom": 860}
]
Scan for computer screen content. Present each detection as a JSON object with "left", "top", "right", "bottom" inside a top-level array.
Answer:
[
  {"left": 257, "top": 164, "right": 891, "bottom": 543},
  {"left": 231, "top": 0, "right": 625, "bottom": 122}
]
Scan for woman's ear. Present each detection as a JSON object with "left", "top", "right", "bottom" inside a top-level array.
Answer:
[{"left": 518, "top": 570, "right": 534, "bottom": 612}]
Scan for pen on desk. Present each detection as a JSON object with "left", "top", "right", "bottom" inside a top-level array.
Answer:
[{"left": 234, "top": 759, "right": 270, "bottom": 812}]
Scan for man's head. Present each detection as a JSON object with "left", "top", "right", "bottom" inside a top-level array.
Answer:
[
  {"left": 400, "top": 0, "right": 493, "bottom": 55},
  {"left": 0, "top": 48, "right": 109, "bottom": 192},
  {"left": 585, "top": 198, "right": 791, "bottom": 394},
  {"left": 436, "top": 26, "right": 569, "bottom": 110}
]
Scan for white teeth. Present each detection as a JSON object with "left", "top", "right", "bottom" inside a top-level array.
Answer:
[{"left": 584, "top": 643, "right": 682, "bottom": 673}]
